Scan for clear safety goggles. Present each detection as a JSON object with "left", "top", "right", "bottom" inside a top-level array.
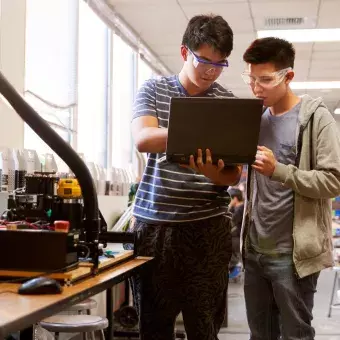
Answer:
[
  {"left": 241, "top": 67, "right": 292, "bottom": 88},
  {"left": 187, "top": 47, "right": 229, "bottom": 74}
]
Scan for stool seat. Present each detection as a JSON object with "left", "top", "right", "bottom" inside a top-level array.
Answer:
[
  {"left": 40, "top": 315, "right": 108, "bottom": 333},
  {"left": 65, "top": 298, "right": 97, "bottom": 312}
]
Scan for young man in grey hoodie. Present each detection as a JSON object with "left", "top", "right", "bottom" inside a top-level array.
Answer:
[{"left": 241, "top": 37, "right": 340, "bottom": 340}]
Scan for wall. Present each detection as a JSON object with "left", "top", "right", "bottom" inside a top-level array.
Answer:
[{"left": 0, "top": 0, "right": 26, "bottom": 149}]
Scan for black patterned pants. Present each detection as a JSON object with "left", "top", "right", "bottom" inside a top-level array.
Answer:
[{"left": 128, "top": 215, "right": 232, "bottom": 340}]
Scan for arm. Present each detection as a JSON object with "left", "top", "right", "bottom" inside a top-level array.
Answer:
[
  {"left": 271, "top": 121, "right": 340, "bottom": 199},
  {"left": 255, "top": 112, "right": 340, "bottom": 199},
  {"left": 131, "top": 80, "right": 168, "bottom": 154},
  {"left": 132, "top": 116, "right": 168, "bottom": 153}
]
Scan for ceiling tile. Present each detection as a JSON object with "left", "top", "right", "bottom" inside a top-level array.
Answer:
[
  {"left": 294, "top": 42, "right": 314, "bottom": 52},
  {"left": 294, "top": 61, "right": 310, "bottom": 70},
  {"left": 313, "top": 42, "right": 340, "bottom": 51},
  {"left": 293, "top": 60, "right": 311, "bottom": 80},
  {"left": 292, "top": 69, "right": 310, "bottom": 82},
  {"left": 308, "top": 69, "right": 340, "bottom": 80},
  {"left": 317, "top": 0, "right": 340, "bottom": 28},
  {"left": 293, "top": 55, "right": 340, "bottom": 82},
  {"left": 310, "top": 60, "right": 340, "bottom": 71},
  {"left": 312, "top": 50, "right": 340, "bottom": 61},
  {"left": 232, "top": 33, "right": 257, "bottom": 53},
  {"left": 180, "top": 3, "right": 254, "bottom": 33},
  {"left": 293, "top": 74, "right": 309, "bottom": 82},
  {"left": 112, "top": 2, "right": 187, "bottom": 41}
]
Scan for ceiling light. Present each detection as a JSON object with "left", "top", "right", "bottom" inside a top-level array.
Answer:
[
  {"left": 257, "top": 28, "right": 340, "bottom": 42},
  {"left": 334, "top": 108, "right": 340, "bottom": 115},
  {"left": 290, "top": 81, "right": 340, "bottom": 90}
]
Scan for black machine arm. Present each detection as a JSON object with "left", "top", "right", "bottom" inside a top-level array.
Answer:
[{"left": 0, "top": 71, "right": 101, "bottom": 272}]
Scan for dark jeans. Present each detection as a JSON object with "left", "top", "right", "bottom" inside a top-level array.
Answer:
[
  {"left": 127, "top": 215, "right": 232, "bottom": 340},
  {"left": 244, "top": 248, "right": 319, "bottom": 340}
]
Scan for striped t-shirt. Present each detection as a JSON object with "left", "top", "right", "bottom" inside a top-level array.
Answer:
[{"left": 132, "top": 75, "right": 235, "bottom": 224}]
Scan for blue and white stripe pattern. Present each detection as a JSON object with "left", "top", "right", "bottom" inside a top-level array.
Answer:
[{"left": 133, "top": 75, "right": 235, "bottom": 223}]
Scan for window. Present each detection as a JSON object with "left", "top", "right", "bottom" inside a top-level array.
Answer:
[
  {"left": 24, "top": 0, "right": 78, "bottom": 172},
  {"left": 24, "top": 0, "right": 167, "bottom": 175},
  {"left": 23, "top": 92, "right": 74, "bottom": 172},
  {"left": 77, "top": 0, "right": 109, "bottom": 167},
  {"left": 137, "top": 55, "right": 154, "bottom": 90},
  {"left": 111, "top": 34, "right": 136, "bottom": 169}
]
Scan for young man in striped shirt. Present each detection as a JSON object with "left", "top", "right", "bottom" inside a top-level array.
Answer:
[{"left": 130, "top": 14, "right": 242, "bottom": 339}]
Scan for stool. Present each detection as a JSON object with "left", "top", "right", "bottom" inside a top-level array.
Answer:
[
  {"left": 65, "top": 298, "right": 97, "bottom": 315},
  {"left": 328, "top": 267, "right": 340, "bottom": 317},
  {"left": 40, "top": 315, "right": 108, "bottom": 340}
]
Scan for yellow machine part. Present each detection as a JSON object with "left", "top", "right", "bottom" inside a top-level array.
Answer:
[{"left": 57, "top": 178, "right": 82, "bottom": 198}]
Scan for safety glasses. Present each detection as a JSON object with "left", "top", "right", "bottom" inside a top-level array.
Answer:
[
  {"left": 241, "top": 67, "right": 292, "bottom": 88},
  {"left": 187, "top": 47, "right": 229, "bottom": 74}
]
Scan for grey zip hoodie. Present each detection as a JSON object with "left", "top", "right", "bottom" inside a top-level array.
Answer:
[{"left": 241, "top": 95, "right": 340, "bottom": 278}]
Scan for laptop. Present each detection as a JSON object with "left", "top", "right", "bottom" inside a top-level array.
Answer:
[{"left": 166, "top": 97, "right": 263, "bottom": 165}]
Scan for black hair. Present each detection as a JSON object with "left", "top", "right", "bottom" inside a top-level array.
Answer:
[
  {"left": 182, "top": 14, "right": 233, "bottom": 57},
  {"left": 228, "top": 188, "right": 243, "bottom": 202},
  {"left": 243, "top": 37, "right": 295, "bottom": 70}
]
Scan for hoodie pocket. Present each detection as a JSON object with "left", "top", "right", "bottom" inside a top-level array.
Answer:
[{"left": 294, "top": 198, "right": 326, "bottom": 260}]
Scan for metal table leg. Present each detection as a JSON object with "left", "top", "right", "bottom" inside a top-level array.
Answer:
[{"left": 106, "top": 287, "right": 114, "bottom": 340}]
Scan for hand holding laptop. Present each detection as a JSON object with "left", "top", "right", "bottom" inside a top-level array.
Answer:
[{"left": 181, "top": 148, "right": 242, "bottom": 186}]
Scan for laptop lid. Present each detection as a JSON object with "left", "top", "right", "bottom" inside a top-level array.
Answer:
[{"left": 166, "top": 97, "right": 263, "bottom": 165}]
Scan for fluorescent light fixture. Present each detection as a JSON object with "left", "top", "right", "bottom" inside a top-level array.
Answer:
[
  {"left": 334, "top": 108, "right": 340, "bottom": 115},
  {"left": 290, "top": 81, "right": 340, "bottom": 90},
  {"left": 257, "top": 28, "right": 340, "bottom": 42}
]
